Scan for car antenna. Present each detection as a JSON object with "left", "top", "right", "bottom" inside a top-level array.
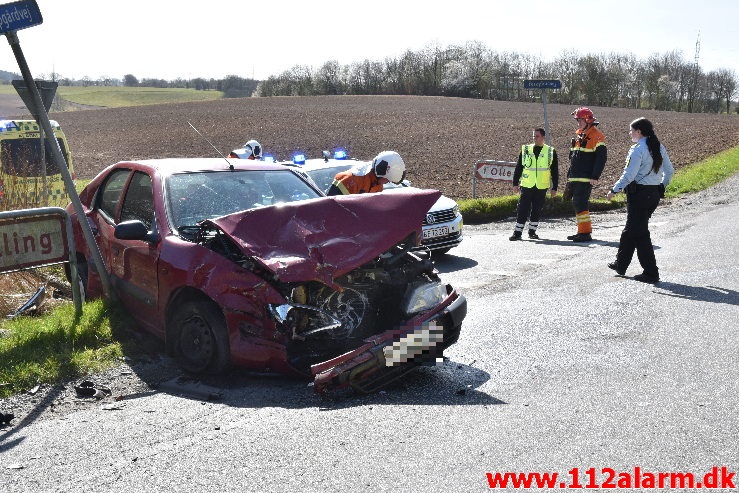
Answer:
[{"left": 187, "top": 121, "right": 233, "bottom": 170}]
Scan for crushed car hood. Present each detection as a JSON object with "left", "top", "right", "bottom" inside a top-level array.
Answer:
[{"left": 207, "top": 189, "right": 441, "bottom": 285}]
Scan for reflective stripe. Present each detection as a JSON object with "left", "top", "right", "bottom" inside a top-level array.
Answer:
[
  {"left": 570, "top": 141, "right": 606, "bottom": 153},
  {"left": 568, "top": 177, "right": 591, "bottom": 183},
  {"left": 576, "top": 212, "right": 591, "bottom": 223},
  {"left": 332, "top": 179, "right": 350, "bottom": 195}
]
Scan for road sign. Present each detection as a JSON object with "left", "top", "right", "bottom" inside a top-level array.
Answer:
[
  {"left": 474, "top": 161, "right": 516, "bottom": 181},
  {"left": 12, "top": 79, "right": 57, "bottom": 115},
  {"left": 0, "top": 0, "right": 42, "bottom": 34},
  {"left": 523, "top": 79, "right": 562, "bottom": 89}
]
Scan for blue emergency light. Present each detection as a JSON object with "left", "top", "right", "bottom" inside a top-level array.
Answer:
[
  {"left": 263, "top": 155, "right": 275, "bottom": 163},
  {"left": 333, "top": 150, "right": 347, "bottom": 160},
  {"left": 293, "top": 154, "right": 306, "bottom": 165}
]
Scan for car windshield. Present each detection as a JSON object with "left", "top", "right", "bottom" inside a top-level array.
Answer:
[
  {"left": 304, "top": 164, "right": 353, "bottom": 192},
  {"left": 166, "top": 169, "right": 321, "bottom": 229}
]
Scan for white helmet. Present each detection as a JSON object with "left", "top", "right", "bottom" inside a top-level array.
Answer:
[
  {"left": 372, "top": 151, "right": 405, "bottom": 184},
  {"left": 243, "top": 139, "right": 262, "bottom": 159}
]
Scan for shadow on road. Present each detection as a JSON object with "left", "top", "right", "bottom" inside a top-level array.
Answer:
[
  {"left": 432, "top": 254, "right": 478, "bottom": 273},
  {"left": 654, "top": 283, "right": 739, "bottom": 306},
  {"left": 536, "top": 238, "right": 621, "bottom": 248},
  {"left": 126, "top": 358, "right": 503, "bottom": 411}
]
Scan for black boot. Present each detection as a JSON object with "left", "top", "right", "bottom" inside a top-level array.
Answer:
[
  {"left": 607, "top": 262, "right": 626, "bottom": 276},
  {"left": 570, "top": 233, "right": 592, "bottom": 242},
  {"left": 509, "top": 231, "right": 522, "bottom": 241}
]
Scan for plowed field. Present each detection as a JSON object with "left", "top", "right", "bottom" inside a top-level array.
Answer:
[{"left": 27, "top": 95, "right": 739, "bottom": 200}]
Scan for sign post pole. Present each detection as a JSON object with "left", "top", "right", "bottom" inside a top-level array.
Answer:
[{"left": 1, "top": 0, "right": 113, "bottom": 301}]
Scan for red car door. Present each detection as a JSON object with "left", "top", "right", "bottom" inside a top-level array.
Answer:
[{"left": 107, "top": 171, "right": 162, "bottom": 336}]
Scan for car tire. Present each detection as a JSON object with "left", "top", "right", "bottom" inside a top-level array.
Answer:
[{"left": 171, "top": 300, "right": 230, "bottom": 374}]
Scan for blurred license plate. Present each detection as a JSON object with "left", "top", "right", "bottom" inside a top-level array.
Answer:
[
  {"left": 383, "top": 321, "right": 444, "bottom": 366},
  {"left": 423, "top": 226, "right": 449, "bottom": 239}
]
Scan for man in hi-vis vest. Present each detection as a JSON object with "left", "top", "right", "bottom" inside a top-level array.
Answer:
[{"left": 510, "top": 128, "right": 559, "bottom": 240}]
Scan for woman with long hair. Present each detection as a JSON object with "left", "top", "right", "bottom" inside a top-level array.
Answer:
[{"left": 606, "top": 117, "right": 674, "bottom": 283}]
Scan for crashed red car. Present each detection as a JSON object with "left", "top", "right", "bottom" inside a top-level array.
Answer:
[{"left": 66, "top": 158, "right": 466, "bottom": 393}]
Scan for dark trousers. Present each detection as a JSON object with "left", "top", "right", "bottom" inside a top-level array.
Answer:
[
  {"left": 570, "top": 181, "right": 592, "bottom": 213},
  {"left": 615, "top": 185, "right": 661, "bottom": 276},
  {"left": 515, "top": 187, "right": 547, "bottom": 227}
]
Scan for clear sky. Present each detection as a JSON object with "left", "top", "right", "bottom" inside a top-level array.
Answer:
[{"left": 1, "top": 0, "right": 737, "bottom": 82}]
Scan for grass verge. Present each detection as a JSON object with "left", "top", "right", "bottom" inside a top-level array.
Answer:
[
  {"left": 458, "top": 145, "right": 739, "bottom": 224},
  {"left": 0, "top": 299, "right": 133, "bottom": 398}
]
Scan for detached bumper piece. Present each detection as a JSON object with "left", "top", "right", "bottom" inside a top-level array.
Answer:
[{"left": 311, "top": 291, "right": 467, "bottom": 394}]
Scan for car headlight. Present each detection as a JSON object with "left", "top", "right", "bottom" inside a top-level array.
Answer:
[
  {"left": 452, "top": 204, "right": 460, "bottom": 217},
  {"left": 401, "top": 282, "right": 447, "bottom": 316}
]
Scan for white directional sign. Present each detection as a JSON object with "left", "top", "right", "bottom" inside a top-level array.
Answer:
[{"left": 474, "top": 160, "right": 516, "bottom": 182}]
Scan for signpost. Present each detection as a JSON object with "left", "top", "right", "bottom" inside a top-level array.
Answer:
[
  {"left": 523, "top": 79, "right": 562, "bottom": 145},
  {"left": 471, "top": 160, "right": 516, "bottom": 198},
  {"left": 1, "top": 0, "right": 113, "bottom": 301}
]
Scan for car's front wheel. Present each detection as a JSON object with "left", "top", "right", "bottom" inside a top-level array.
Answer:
[{"left": 171, "top": 300, "right": 230, "bottom": 374}]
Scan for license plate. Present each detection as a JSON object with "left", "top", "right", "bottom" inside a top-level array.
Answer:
[
  {"left": 383, "top": 321, "right": 444, "bottom": 366},
  {"left": 423, "top": 226, "right": 449, "bottom": 239}
]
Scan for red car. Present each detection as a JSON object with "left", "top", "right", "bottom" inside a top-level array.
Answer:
[{"left": 66, "top": 158, "right": 466, "bottom": 394}]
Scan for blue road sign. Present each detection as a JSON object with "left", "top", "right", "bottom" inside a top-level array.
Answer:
[
  {"left": 523, "top": 79, "right": 562, "bottom": 90},
  {"left": 0, "top": 0, "right": 42, "bottom": 34}
]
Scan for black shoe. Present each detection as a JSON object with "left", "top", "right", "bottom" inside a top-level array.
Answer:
[
  {"left": 607, "top": 262, "right": 626, "bottom": 276},
  {"left": 509, "top": 232, "right": 522, "bottom": 241},
  {"left": 633, "top": 273, "right": 659, "bottom": 284},
  {"left": 567, "top": 233, "right": 578, "bottom": 240},
  {"left": 570, "top": 233, "right": 592, "bottom": 242},
  {"left": 528, "top": 230, "right": 539, "bottom": 240}
]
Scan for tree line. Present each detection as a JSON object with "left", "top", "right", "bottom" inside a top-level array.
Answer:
[
  {"left": 257, "top": 42, "right": 737, "bottom": 114},
  {"left": 21, "top": 41, "right": 737, "bottom": 114}
]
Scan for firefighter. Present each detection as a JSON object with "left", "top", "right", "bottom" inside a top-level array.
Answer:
[
  {"left": 229, "top": 139, "right": 262, "bottom": 159},
  {"left": 565, "top": 107, "right": 607, "bottom": 242},
  {"left": 326, "top": 151, "right": 406, "bottom": 195},
  {"left": 510, "top": 127, "right": 559, "bottom": 240}
]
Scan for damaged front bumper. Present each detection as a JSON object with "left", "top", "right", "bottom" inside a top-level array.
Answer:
[{"left": 310, "top": 288, "right": 467, "bottom": 394}]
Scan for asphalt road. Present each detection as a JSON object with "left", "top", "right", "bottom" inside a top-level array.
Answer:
[{"left": 1, "top": 177, "right": 738, "bottom": 492}]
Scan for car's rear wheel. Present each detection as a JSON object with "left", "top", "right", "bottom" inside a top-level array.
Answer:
[{"left": 172, "top": 300, "right": 230, "bottom": 374}]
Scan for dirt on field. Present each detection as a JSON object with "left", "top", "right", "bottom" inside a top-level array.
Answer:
[{"left": 10, "top": 95, "right": 739, "bottom": 201}]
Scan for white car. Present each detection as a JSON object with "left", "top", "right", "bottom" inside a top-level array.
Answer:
[{"left": 283, "top": 152, "right": 463, "bottom": 254}]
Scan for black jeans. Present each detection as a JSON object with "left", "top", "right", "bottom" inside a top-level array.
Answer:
[
  {"left": 615, "top": 184, "right": 661, "bottom": 277},
  {"left": 516, "top": 187, "right": 547, "bottom": 226}
]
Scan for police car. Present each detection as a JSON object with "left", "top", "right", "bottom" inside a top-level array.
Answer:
[{"left": 283, "top": 150, "right": 463, "bottom": 254}]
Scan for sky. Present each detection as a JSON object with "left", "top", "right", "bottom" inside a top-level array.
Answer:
[{"left": 1, "top": 0, "right": 737, "bottom": 82}]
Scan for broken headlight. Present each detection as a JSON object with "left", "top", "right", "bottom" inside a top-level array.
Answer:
[{"left": 401, "top": 282, "right": 447, "bottom": 316}]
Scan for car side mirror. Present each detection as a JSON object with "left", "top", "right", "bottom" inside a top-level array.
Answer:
[{"left": 115, "top": 220, "right": 159, "bottom": 243}]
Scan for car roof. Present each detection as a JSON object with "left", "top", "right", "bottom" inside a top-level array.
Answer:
[{"left": 114, "top": 158, "right": 296, "bottom": 177}]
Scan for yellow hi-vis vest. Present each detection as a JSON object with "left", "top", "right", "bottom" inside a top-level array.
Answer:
[{"left": 520, "top": 144, "right": 553, "bottom": 189}]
